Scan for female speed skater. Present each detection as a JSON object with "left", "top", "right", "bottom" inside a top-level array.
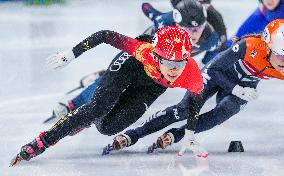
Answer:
[
  {"left": 48, "top": 0, "right": 227, "bottom": 124},
  {"left": 228, "top": 0, "right": 284, "bottom": 46},
  {"left": 110, "top": 19, "right": 284, "bottom": 155},
  {"left": 10, "top": 26, "right": 204, "bottom": 166}
]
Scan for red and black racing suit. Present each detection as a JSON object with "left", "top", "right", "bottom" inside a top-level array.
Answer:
[{"left": 41, "top": 30, "right": 203, "bottom": 146}]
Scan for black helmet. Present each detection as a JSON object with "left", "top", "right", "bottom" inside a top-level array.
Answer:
[
  {"left": 171, "top": 0, "right": 212, "bottom": 7},
  {"left": 173, "top": 0, "right": 207, "bottom": 27},
  {"left": 198, "top": 0, "right": 212, "bottom": 5},
  {"left": 170, "top": 0, "right": 181, "bottom": 7}
]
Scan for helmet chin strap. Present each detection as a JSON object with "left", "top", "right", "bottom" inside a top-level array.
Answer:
[
  {"left": 154, "top": 55, "right": 167, "bottom": 82},
  {"left": 156, "top": 62, "right": 175, "bottom": 84},
  {"left": 157, "top": 70, "right": 173, "bottom": 85},
  {"left": 157, "top": 62, "right": 172, "bottom": 84}
]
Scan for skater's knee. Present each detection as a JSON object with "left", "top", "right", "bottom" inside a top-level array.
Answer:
[
  {"left": 214, "top": 105, "right": 239, "bottom": 125},
  {"left": 97, "top": 125, "right": 115, "bottom": 136},
  {"left": 96, "top": 120, "right": 120, "bottom": 136},
  {"left": 97, "top": 126, "right": 115, "bottom": 136}
]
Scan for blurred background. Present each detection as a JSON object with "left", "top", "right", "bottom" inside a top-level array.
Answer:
[{"left": 0, "top": 0, "right": 258, "bottom": 100}]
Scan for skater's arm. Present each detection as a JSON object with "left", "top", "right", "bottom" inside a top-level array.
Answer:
[
  {"left": 142, "top": 3, "right": 174, "bottom": 30},
  {"left": 206, "top": 5, "right": 227, "bottom": 50},
  {"left": 72, "top": 30, "right": 144, "bottom": 58},
  {"left": 46, "top": 31, "right": 150, "bottom": 70},
  {"left": 206, "top": 39, "right": 247, "bottom": 91}
]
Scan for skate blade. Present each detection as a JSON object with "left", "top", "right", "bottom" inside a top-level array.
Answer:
[
  {"left": 42, "top": 114, "right": 56, "bottom": 124},
  {"left": 102, "top": 144, "right": 114, "bottom": 156},
  {"left": 9, "top": 154, "right": 23, "bottom": 167},
  {"left": 147, "top": 143, "right": 158, "bottom": 154}
]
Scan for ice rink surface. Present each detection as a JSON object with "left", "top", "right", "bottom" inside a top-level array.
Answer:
[{"left": 1, "top": 0, "right": 284, "bottom": 175}]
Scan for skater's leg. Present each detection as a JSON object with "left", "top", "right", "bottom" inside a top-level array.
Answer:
[
  {"left": 195, "top": 94, "right": 247, "bottom": 133},
  {"left": 42, "top": 56, "right": 138, "bottom": 145},
  {"left": 151, "top": 80, "right": 223, "bottom": 146},
  {"left": 14, "top": 56, "right": 148, "bottom": 162},
  {"left": 124, "top": 92, "right": 197, "bottom": 145},
  {"left": 99, "top": 83, "right": 166, "bottom": 151},
  {"left": 165, "top": 125, "right": 186, "bottom": 143},
  {"left": 127, "top": 78, "right": 221, "bottom": 145},
  {"left": 50, "top": 70, "right": 106, "bottom": 122},
  {"left": 44, "top": 74, "right": 132, "bottom": 144},
  {"left": 97, "top": 83, "right": 166, "bottom": 136},
  {"left": 71, "top": 77, "right": 102, "bottom": 109},
  {"left": 163, "top": 94, "right": 247, "bottom": 144}
]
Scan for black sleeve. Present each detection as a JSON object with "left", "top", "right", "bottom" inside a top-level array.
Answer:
[
  {"left": 206, "top": 39, "right": 247, "bottom": 91},
  {"left": 72, "top": 30, "right": 140, "bottom": 58},
  {"left": 206, "top": 5, "right": 228, "bottom": 50}
]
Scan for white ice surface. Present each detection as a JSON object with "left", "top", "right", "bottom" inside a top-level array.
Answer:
[{"left": 1, "top": 0, "right": 284, "bottom": 176}]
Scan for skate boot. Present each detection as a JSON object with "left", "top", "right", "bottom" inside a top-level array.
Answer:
[
  {"left": 10, "top": 132, "right": 50, "bottom": 166},
  {"left": 102, "top": 134, "right": 131, "bottom": 155},
  {"left": 147, "top": 132, "right": 174, "bottom": 153},
  {"left": 53, "top": 102, "right": 72, "bottom": 119},
  {"left": 43, "top": 102, "right": 73, "bottom": 124},
  {"left": 113, "top": 134, "right": 132, "bottom": 150}
]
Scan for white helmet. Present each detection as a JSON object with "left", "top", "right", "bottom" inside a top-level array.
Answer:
[{"left": 262, "top": 19, "right": 284, "bottom": 55}]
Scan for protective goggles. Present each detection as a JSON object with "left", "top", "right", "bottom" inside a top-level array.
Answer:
[
  {"left": 153, "top": 52, "right": 188, "bottom": 69},
  {"left": 180, "top": 22, "right": 206, "bottom": 34}
]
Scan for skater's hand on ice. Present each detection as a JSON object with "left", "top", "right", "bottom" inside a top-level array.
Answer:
[
  {"left": 46, "top": 50, "right": 75, "bottom": 70},
  {"left": 232, "top": 85, "right": 258, "bottom": 102},
  {"left": 178, "top": 130, "right": 208, "bottom": 158}
]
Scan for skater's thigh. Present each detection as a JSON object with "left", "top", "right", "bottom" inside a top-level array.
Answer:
[
  {"left": 212, "top": 94, "right": 247, "bottom": 123},
  {"left": 97, "top": 85, "right": 166, "bottom": 135},
  {"left": 219, "top": 95, "right": 247, "bottom": 113},
  {"left": 85, "top": 57, "right": 138, "bottom": 118}
]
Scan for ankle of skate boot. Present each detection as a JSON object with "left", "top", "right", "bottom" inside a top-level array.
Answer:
[
  {"left": 123, "top": 134, "right": 132, "bottom": 147},
  {"left": 167, "top": 132, "right": 175, "bottom": 146},
  {"left": 20, "top": 145, "right": 36, "bottom": 161}
]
